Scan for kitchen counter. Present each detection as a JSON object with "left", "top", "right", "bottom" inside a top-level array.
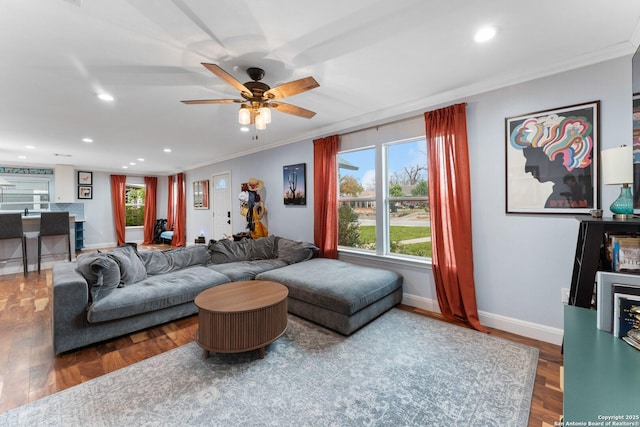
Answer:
[{"left": 0, "top": 214, "right": 77, "bottom": 275}]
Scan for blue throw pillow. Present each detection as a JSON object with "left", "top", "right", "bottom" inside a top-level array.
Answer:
[
  {"left": 75, "top": 253, "right": 121, "bottom": 301},
  {"left": 277, "top": 238, "right": 319, "bottom": 264},
  {"left": 106, "top": 245, "right": 147, "bottom": 286}
]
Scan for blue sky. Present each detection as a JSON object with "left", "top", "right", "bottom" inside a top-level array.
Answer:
[{"left": 339, "top": 139, "right": 427, "bottom": 189}]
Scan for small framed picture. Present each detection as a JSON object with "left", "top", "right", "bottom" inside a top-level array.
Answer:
[
  {"left": 283, "top": 163, "right": 306, "bottom": 205},
  {"left": 78, "top": 185, "right": 93, "bottom": 199},
  {"left": 78, "top": 171, "right": 93, "bottom": 185}
]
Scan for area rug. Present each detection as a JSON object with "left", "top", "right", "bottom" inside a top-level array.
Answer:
[{"left": 0, "top": 309, "right": 538, "bottom": 426}]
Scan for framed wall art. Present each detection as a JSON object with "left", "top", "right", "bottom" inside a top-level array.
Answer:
[
  {"left": 283, "top": 163, "right": 306, "bottom": 205},
  {"left": 505, "top": 101, "right": 600, "bottom": 214},
  {"left": 193, "top": 179, "right": 209, "bottom": 209},
  {"left": 78, "top": 171, "right": 92, "bottom": 185},
  {"left": 78, "top": 185, "right": 92, "bottom": 199}
]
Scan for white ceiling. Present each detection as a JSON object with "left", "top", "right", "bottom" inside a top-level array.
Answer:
[{"left": 1, "top": 0, "right": 640, "bottom": 175}]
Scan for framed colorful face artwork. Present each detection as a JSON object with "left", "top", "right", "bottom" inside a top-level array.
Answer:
[{"left": 505, "top": 101, "right": 600, "bottom": 214}]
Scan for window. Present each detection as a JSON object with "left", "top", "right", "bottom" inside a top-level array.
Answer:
[
  {"left": 0, "top": 177, "right": 51, "bottom": 212},
  {"left": 125, "top": 184, "right": 145, "bottom": 227},
  {"left": 337, "top": 137, "right": 430, "bottom": 259}
]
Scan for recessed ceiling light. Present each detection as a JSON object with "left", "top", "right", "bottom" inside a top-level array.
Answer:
[
  {"left": 82, "top": 138, "right": 93, "bottom": 143},
  {"left": 122, "top": 165, "right": 128, "bottom": 169},
  {"left": 137, "top": 158, "right": 145, "bottom": 162},
  {"left": 25, "top": 145, "right": 35, "bottom": 149},
  {"left": 129, "top": 162, "right": 136, "bottom": 166},
  {"left": 97, "top": 93, "right": 115, "bottom": 102},
  {"left": 240, "top": 127, "right": 250, "bottom": 132},
  {"left": 474, "top": 26, "right": 497, "bottom": 43},
  {"left": 164, "top": 148, "right": 172, "bottom": 153},
  {"left": 18, "top": 155, "right": 26, "bottom": 159}
]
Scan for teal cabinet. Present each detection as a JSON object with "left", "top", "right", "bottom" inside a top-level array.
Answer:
[{"left": 563, "top": 306, "right": 640, "bottom": 422}]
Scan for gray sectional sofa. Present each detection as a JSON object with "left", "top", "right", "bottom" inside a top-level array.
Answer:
[{"left": 52, "top": 236, "right": 403, "bottom": 354}]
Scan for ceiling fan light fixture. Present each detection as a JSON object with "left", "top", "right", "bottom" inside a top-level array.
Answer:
[
  {"left": 238, "top": 105, "right": 251, "bottom": 125},
  {"left": 255, "top": 112, "right": 267, "bottom": 130},
  {"left": 183, "top": 63, "right": 319, "bottom": 130},
  {"left": 259, "top": 106, "right": 271, "bottom": 124}
]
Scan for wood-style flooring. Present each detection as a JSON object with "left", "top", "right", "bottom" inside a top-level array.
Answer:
[{"left": 0, "top": 259, "right": 563, "bottom": 426}]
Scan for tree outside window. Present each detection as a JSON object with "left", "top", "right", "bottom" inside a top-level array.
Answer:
[{"left": 125, "top": 184, "right": 145, "bottom": 226}]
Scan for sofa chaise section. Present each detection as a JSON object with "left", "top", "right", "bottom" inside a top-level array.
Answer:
[{"left": 256, "top": 258, "right": 403, "bottom": 335}]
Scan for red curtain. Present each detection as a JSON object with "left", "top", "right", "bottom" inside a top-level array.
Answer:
[
  {"left": 313, "top": 135, "right": 339, "bottom": 259},
  {"left": 424, "top": 103, "right": 487, "bottom": 333},
  {"left": 167, "top": 175, "right": 175, "bottom": 231},
  {"left": 171, "top": 172, "right": 186, "bottom": 247},
  {"left": 142, "top": 176, "right": 157, "bottom": 244},
  {"left": 110, "top": 175, "right": 127, "bottom": 246}
]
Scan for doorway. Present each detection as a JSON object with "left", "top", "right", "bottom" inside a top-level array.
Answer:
[{"left": 212, "top": 172, "right": 232, "bottom": 240}]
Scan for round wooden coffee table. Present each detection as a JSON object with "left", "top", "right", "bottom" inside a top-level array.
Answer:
[{"left": 194, "top": 280, "right": 288, "bottom": 359}]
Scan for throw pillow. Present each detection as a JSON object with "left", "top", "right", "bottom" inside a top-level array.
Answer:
[
  {"left": 247, "top": 235, "right": 278, "bottom": 260},
  {"left": 75, "top": 253, "right": 121, "bottom": 301},
  {"left": 138, "top": 250, "right": 173, "bottom": 275},
  {"left": 167, "top": 245, "right": 210, "bottom": 270},
  {"left": 209, "top": 239, "right": 251, "bottom": 264},
  {"left": 106, "top": 244, "right": 147, "bottom": 286},
  {"left": 277, "top": 238, "right": 319, "bottom": 264}
]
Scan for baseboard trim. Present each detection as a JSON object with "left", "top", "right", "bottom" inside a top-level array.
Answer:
[{"left": 401, "top": 293, "right": 563, "bottom": 345}]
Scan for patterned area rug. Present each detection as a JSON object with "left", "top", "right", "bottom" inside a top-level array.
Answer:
[{"left": 0, "top": 309, "right": 538, "bottom": 426}]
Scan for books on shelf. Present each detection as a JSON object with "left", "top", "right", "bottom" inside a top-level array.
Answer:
[
  {"left": 623, "top": 329, "right": 640, "bottom": 351},
  {"left": 613, "top": 291, "right": 640, "bottom": 337},
  {"left": 596, "top": 272, "right": 640, "bottom": 332},
  {"left": 610, "top": 235, "right": 640, "bottom": 272}
]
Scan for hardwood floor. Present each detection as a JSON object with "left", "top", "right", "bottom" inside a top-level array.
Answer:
[{"left": 0, "top": 264, "right": 563, "bottom": 426}]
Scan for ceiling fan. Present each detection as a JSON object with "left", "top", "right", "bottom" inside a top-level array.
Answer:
[{"left": 181, "top": 63, "right": 319, "bottom": 130}]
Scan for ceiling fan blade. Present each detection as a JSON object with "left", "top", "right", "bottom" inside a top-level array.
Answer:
[
  {"left": 270, "top": 101, "right": 316, "bottom": 119},
  {"left": 201, "top": 63, "right": 252, "bottom": 97},
  {"left": 264, "top": 77, "right": 319, "bottom": 100},
  {"left": 181, "top": 99, "right": 244, "bottom": 104}
]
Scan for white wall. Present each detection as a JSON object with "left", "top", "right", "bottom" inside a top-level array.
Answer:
[
  {"left": 464, "top": 56, "right": 631, "bottom": 342},
  {"left": 184, "top": 56, "right": 633, "bottom": 344},
  {"left": 186, "top": 140, "right": 314, "bottom": 243}
]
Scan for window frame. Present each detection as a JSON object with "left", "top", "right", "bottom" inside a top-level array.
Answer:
[
  {"left": 337, "top": 136, "right": 430, "bottom": 262},
  {"left": 125, "top": 183, "right": 145, "bottom": 228}
]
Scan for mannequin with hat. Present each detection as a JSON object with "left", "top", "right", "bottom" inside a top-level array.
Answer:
[{"left": 238, "top": 177, "right": 268, "bottom": 239}]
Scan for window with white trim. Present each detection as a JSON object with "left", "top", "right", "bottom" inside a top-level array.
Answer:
[
  {"left": 125, "top": 183, "right": 145, "bottom": 227},
  {"left": 337, "top": 137, "right": 430, "bottom": 259}
]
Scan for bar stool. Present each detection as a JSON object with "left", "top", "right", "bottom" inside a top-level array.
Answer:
[
  {"left": 38, "top": 211, "right": 71, "bottom": 273},
  {"left": 0, "top": 213, "right": 28, "bottom": 276}
]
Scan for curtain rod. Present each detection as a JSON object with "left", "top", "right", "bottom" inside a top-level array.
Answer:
[
  {"left": 339, "top": 113, "right": 424, "bottom": 137},
  {"left": 339, "top": 102, "right": 467, "bottom": 137}
]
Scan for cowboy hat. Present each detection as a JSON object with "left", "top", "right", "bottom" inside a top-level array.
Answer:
[
  {"left": 247, "top": 177, "right": 264, "bottom": 191},
  {"left": 253, "top": 201, "right": 266, "bottom": 220}
]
